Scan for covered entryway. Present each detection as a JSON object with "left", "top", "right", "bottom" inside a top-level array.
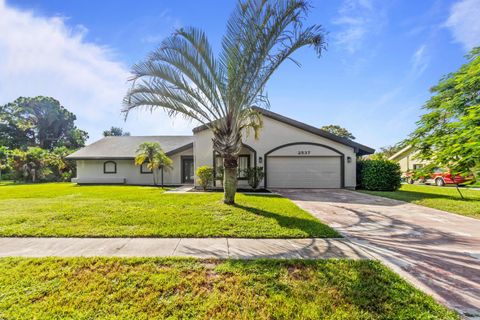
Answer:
[
  {"left": 181, "top": 156, "right": 194, "bottom": 184},
  {"left": 264, "top": 143, "right": 344, "bottom": 189}
]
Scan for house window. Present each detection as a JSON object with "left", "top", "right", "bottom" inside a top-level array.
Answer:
[
  {"left": 238, "top": 155, "right": 250, "bottom": 179},
  {"left": 103, "top": 161, "right": 116, "bottom": 174},
  {"left": 413, "top": 164, "right": 424, "bottom": 170},
  {"left": 140, "top": 162, "right": 153, "bottom": 174},
  {"left": 215, "top": 155, "right": 250, "bottom": 179},
  {"left": 215, "top": 156, "right": 223, "bottom": 176}
]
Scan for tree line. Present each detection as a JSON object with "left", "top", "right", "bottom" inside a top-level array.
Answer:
[{"left": 0, "top": 96, "right": 129, "bottom": 182}]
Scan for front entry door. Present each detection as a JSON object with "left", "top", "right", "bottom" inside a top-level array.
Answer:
[{"left": 182, "top": 157, "right": 194, "bottom": 184}]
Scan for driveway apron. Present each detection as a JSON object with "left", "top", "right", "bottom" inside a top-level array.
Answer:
[{"left": 275, "top": 188, "right": 480, "bottom": 318}]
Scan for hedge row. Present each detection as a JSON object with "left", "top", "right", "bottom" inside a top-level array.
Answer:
[{"left": 357, "top": 159, "right": 401, "bottom": 191}]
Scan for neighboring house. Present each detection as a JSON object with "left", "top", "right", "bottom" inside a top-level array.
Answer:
[
  {"left": 388, "top": 145, "right": 429, "bottom": 175},
  {"left": 67, "top": 108, "right": 374, "bottom": 189}
]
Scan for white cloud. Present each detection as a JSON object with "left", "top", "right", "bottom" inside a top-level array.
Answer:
[
  {"left": 374, "top": 86, "right": 404, "bottom": 107},
  {"left": 409, "top": 44, "right": 430, "bottom": 78},
  {"left": 445, "top": 0, "right": 480, "bottom": 51},
  {"left": 332, "top": 0, "right": 386, "bottom": 54},
  {"left": 0, "top": 0, "right": 193, "bottom": 143}
]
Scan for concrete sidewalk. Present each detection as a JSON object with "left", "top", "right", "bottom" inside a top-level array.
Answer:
[{"left": 0, "top": 237, "right": 370, "bottom": 259}]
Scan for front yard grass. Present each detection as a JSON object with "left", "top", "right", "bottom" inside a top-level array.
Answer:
[
  {"left": 359, "top": 184, "right": 480, "bottom": 219},
  {"left": 0, "top": 183, "right": 338, "bottom": 238},
  {"left": 0, "top": 257, "right": 458, "bottom": 319}
]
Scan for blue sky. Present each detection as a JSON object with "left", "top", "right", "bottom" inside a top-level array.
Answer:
[{"left": 1, "top": 0, "right": 479, "bottom": 149}]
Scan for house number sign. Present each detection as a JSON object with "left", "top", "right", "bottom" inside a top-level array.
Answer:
[{"left": 297, "top": 150, "right": 311, "bottom": 155}]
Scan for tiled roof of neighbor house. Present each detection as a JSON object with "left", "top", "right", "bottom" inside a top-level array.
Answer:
[
  {"left": 66, "top": 136, "right": 194, "bottom": 160},
  {"left": 193, "top": 107, "right": 375, "bottom": 155}
]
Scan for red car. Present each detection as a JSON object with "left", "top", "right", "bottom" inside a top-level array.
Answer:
[{"left": 425, "top": 168, "right": 468, "bottom": 186}]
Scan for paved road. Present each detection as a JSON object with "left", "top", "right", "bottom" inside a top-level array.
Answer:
[
  {"left": 275, "top": 189, "right": 480, "bottom": 319},
  {"left": 0, "top": 237, "right": 368, "bottom": 260}
]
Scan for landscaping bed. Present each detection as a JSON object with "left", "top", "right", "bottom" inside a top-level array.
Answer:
[
  {"left": 0, "top": 257, "right": 458, "bottom": 319},
  {"left": 359, "top": 184, "right": 480, "bottom": 219},
  {"left": 0, "top": 183, "right": 338, "bottom": 238}
]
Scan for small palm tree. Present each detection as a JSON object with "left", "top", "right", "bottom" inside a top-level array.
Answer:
[
  {"left": 135, "top": 142, "right": 173, "bottom": 186},
  {"left": 124, "top": 0, "right": 325, "bottom": 204},
  {"left": 153, "top": 151, "right": 173, "bottom": 187}
]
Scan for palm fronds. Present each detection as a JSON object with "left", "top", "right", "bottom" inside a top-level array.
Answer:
[
  {"left": 124, "top": 0, "right": 324, "bottom": 156},
  {"left": 124, "top": 0, "right": 325, "bottom": 202}
]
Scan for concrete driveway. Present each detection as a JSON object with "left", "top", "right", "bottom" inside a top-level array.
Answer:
[{"left": 275, "top": 189, "right": 480, "bottom": 319}]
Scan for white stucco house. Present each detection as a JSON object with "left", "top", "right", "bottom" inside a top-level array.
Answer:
[
  {"left": 388, "top": 145, "right": 429, "bottom": 175},
  {"left": 67, "top": 108, "right": 374, "bottom": 189}
]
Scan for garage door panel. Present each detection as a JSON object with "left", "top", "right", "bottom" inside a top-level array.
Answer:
[{"left": 267, "top": 156, "right": 341, "bottom": 188}]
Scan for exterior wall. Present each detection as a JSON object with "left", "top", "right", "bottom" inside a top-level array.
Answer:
[
  {"left": 211, "top": 145, "right": 255, "bottom": 188},
  {"left": 395, "top": 151, "right": 429, "bottom": 174},
  {"left": 194, "top": 116, "right": 357, "bottom": 188},
  {"left": 163, "top": 149, "right": 194, "bottom": 184},
  {"left": 269, "top": 144, "right": 340, "bottom": 157},
  {"left": 74, "top": 148, "right": 193, "bottom": 185}
]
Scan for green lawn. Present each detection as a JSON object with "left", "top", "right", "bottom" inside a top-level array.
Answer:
[
  {"left": 360, "top": 184, "right": 480, "bottom": 219},
  {"left": 0, "top": 182, "right": 338, "bottom": 238},
  {"left": 0, "top": 257, "right": 458, "bottom": 319}
]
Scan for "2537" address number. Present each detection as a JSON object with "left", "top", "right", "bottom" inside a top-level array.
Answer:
[{"left": 297, "top": 150, "right": 311, "bottom": 155}]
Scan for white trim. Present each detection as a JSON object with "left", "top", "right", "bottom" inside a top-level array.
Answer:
[{"left": 388, "top": 145, "right": 413, "bottom": 161}]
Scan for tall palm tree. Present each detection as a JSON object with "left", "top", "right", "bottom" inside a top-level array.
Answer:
[
  {"left": 135, "top": 142, "right": 173, "bottom": 186},
  {"left": 124, "top": 0, "right": 325, "bottom": 204}
]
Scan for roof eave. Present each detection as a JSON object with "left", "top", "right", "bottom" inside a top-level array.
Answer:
[
  {"left": 66, "top": 142, "right": 195, "bottom": 160},
  {"left": 165, "top": 142, "right": 194, "bottom": 156},
  {"left": 388, "top": 145, "right": 413, "bottom": 161},
  {"left": 65, "top": 156, "right": 135, "bottom": 160},
  {"left": 192, "top": 107, "right": 375, "bottom": 155}
]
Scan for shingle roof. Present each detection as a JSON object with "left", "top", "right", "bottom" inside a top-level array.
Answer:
[
  {"left": 193, "top": 107, "right": 375, "bottom": 155},
  {"left": 66, "top": 136, "right": 194, "bottom": 160}
]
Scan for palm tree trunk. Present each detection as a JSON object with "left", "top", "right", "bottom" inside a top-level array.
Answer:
[{"left": 223, "top": 156, "right": 238, "bottom": 204}]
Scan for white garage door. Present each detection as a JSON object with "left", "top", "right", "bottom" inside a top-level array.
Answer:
[{"left": 267, "top": 156, "right": 341, "bottom": 188}]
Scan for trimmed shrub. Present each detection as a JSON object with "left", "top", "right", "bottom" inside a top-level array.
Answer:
[
  {"left": 196, "top": 166, "right": 214, "bottom": 191},
  {"left": 357, "top": 159, "right": 401, "bottom": 191},
  {"left": 246, "top": 167, "right": 264, "bottom": 190}
]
